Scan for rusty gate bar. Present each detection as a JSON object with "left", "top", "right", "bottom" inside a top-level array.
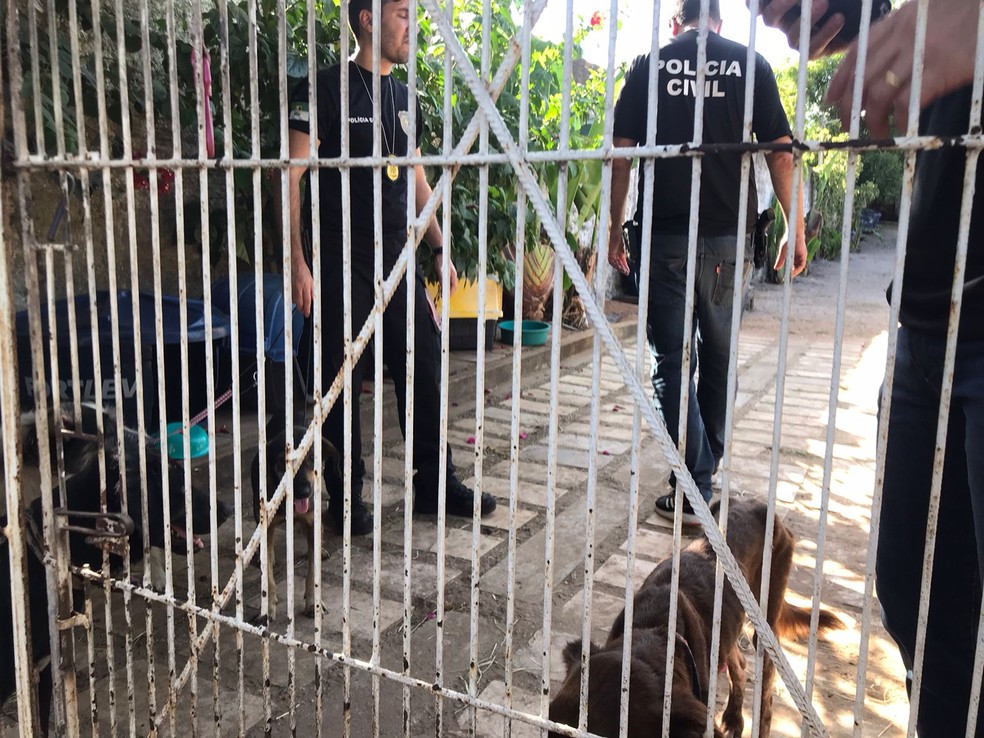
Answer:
[
  {"left": 801, "top": 0, "right": 876, "bottom": 734},
  {"left": 0, "top": 58, "right": 38, "bottom": 736},
  {"left": 965, "top": 9, "right": 984, "bottom": 733},
  {"left": 5, "top": 0, "right": 79, "bottom": 732},
  {"left": 615, "top": 0, "right": 664, "bottom": 732},
  {"left": 904, "top": 0, "right": 981, "bottom": 730},
  {"left": 535, "top": 0, "right": 573, "bottom": 728},
  {"left": 400, "top": 2, "right": 416, "bottom": 738},
  {"left": 502, "top": 3, "right": 529, "bottom": 723},
  {"left": 467, "top": 0, "right": 492, "bottom": 728},
  {"left": 851, "top": 0, "right": 924, "bottom": 730},
  {"left": 20, "top": 134, "right": 984, "bottom": 173},
  {"left": 703, "top": 0, "right": 761, "bottom": 729},
  {"left": 751, "top": 0, "right": 812, "bottom": 729}
]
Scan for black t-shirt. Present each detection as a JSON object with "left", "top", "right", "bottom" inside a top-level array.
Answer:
[
  {"left": 897, "top": 87, "right": 984, "bottom": 341},
  {"left": 613, "top": 31, "right": 791, "bottom": 236},
  {"left": 288, "top": 61, "right": 423, "bottom": 258}
]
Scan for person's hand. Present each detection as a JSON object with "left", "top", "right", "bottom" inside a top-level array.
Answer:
[
  {"left": 435, "top": 252, "right": 459, "bottom": 295},
  {"left": 826, "top": 0, "right": 979, "bottom": 137},
  {"left": 757, "top": 0, "right": 847, "bottom": 59},
  {"left": 773, "top": 231, "right": 808, "bottom": 277},
  {"left": 608, "top": 224, "right": 630, "bottom": 276},
  {"left": 292, "top": 255, "right": 314, "bottom": 318}
]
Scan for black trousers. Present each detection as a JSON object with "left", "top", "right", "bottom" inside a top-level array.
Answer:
[{"left": 318, "top": 243, "right": 455, "bottom": 501}]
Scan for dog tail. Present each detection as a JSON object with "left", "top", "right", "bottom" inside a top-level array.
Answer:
[{"left": 776, "top": 601, "right": 844, "bottom": 641}]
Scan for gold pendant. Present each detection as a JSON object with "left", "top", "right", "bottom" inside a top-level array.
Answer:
[{"left": 386, "top": 155, "right": 399, "bottom": 182}]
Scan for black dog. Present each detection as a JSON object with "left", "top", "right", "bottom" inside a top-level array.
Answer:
[
  {"left": 2, "top": 404, "right": 231, "bottom": 733},
  {"left": 250, "top": 420, "right": 339, "bottom": 621},
  {"left": 2, "top": 418, "right": 130, "bottom": 736},
  {"left": 36, "top": 404, "right": 232, "bottom": 589}
]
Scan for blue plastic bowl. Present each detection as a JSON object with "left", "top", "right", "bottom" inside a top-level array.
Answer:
[
  {"left": 498, "top": 320, "right": 550, "bottom": 347},
  {"left": 157, "top": 422, "right": 210, "bottom": 460}
]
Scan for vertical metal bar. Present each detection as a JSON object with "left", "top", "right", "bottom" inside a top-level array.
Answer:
[
  {"left": 905, "top": 3, "right": 974, "bottom": 728},
  {"left": 245, "top": 0, "right": 264, "bottom": 732},
  {"left": 25, "top": 0, "right": 44, "bottom": 156},
  {"left": 339, "top": 1, "right": 355, "bottom": 734},
  {"left": 213, "top": 3, "right": 239, "bottom": 736},
  {"left": 0, "top": 45, "right": 38, "bottom": 730},
  {"left": 431, "top": 0, "right": 453, "bottom": 732},
  {"left": 536, "top": 0, "right": 572, "bottom": 730},
  {"left": 305, "top": 2, "right": 327, "bottom": 737},
  {"left": 43, "top": 0, "right": 84, "bottom": 455},
  {"left": 577, "top": 0, "right": 622, "bottom": 733},
  {"left": 273, "top": 0, "right": 299, "bottom": 730},
  {"left": 851, "top": 0, "right": 925, "bottom": 734},
  {"left": 746, "top": 0, "right": 812, "bottom": 731},
  {"left": 85, "top": 0, "right": 134, "bottom": 730},
  {"left": 661, "top": 1, "right": 712, "bottom": 733},
  {"left": 139, "top": 0, "right": 186, "bottom": 730},
  {"left": 616, "top": 1, "right": 662, "bottom": 734},
  {"left": 62, "top": 2, "right": 110, "bottom": 732},
  {"left": 375, "top": 0, "right": 392, "bottom": 731},
  {"left": 467, "top": 0, "right": 493, "bottom": 732},
  {"left": 705, "top": 0, "right": 758, "bottom": 731},
  {"left": 84, "top": 597, "right": 99, "bottom": 737},
  {"left": 962, "top": 14, "right": 984, "bottom": 734},
  {"left": 906, "top": 164, "right": 978, "bottom": 734},
  {"left": 851, "top": 163, "right": 918, "bottom": 735},
  {"left": 801, "top": 3, "right": 876, "bottom": 731},
  {"left": 7, "top": 2, "right": 78, "bottom": 732},
  {"left": 400, "top": 0, "right": 416, "bottom": 738}
]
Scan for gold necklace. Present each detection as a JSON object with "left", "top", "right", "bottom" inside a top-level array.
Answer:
[{"left": 355, "top": 64, "right": 400, "bottom": 182}]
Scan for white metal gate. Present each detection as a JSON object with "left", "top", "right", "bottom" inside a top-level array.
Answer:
[{"left": 2, "top": 0, "right": 981, "bottom": 735}]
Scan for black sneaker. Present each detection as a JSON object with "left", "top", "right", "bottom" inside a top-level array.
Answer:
[
  {"left": 414, "top": 477, "right": 497, "bottom": 518},
  {"left": 329, "top": 494, "right": 373, "bottom": 536},
  {"left": 654, "top": 493, "right": 701, "bottom": 527}
]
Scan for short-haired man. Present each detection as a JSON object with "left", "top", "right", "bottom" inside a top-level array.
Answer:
[
  {"left": 608, "top": 0, "right": 807, "bottom": 524},
  {"left": 288, "top": 0, "right": 496, "bottom": 535}
]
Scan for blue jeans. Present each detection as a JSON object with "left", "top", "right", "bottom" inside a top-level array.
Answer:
[
  {"left": 877, "top": 326, "right": 984, "bottom": 736},
  {"left": 641, "top": 233, "right": 750, "bottom": 503}
]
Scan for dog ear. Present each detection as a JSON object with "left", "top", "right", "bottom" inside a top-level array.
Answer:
[
  {"left": 561, "top": 639, "right": 599, "bottom": 673},
  {"left": 561, "top": 640, "right": 583, "bottom": 672}
]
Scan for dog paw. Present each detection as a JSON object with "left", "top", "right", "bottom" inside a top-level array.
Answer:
[
  {"left": 302, "top": 603, "right": 316, "bottom": 618},
  {"left": 250, "top": 612, "right": 272, "bottom": 628}
]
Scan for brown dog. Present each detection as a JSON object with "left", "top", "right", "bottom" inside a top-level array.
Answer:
[
  {"left": 250, "top": 422, "right": 339, "bottom": 621},
  {"left": 549, "top": 498, "right": 841, "bottom": 737}
]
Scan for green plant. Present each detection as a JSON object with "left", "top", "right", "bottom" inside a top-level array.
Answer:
[
  {"left": 858, "top": 149, "right": 903, "bottom": 218},
  {"left": 412, "top": 0, "right": 612, "bottom": 290},
  {"left": 775, "top": 56, "right": 892, "bottom": 262}
]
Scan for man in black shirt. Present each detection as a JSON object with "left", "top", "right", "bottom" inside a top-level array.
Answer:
[
  {"left": 763, "top": 0, "right": 984, "bottom": 732},
  {"left": 608, "top": 0, "right": 807, "bottom": 526},
  {"left": 287, "top": 0, "right": 496, "bottom": 536}
]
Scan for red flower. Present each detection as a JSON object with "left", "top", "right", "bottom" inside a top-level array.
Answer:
[
  {"left": 590, "top": 11, "right": 603, "bottom": 27},
  {"left": 159, "top": 167, "right": 175, "bottom": 194}
]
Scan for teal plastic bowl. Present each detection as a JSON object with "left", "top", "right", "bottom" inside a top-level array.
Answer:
[
  {"left": 498, "top": 320, "right": 550, "bottom": 347},
  {"left": 156, "top": 422, "right": 210, "bottom": 460}
]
